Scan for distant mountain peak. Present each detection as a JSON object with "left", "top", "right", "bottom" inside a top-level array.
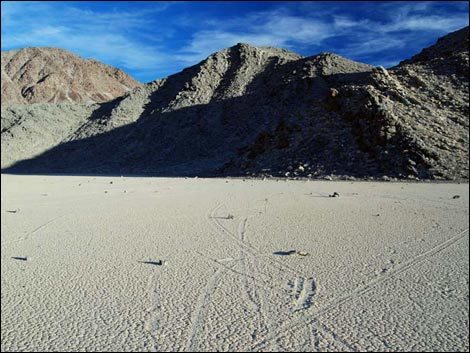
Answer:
[{"left": 1, "top": 47, "right": 140, "bottom": 105}]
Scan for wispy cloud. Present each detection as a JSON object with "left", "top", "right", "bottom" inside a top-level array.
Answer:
[
  {"left": 327, "top": 2, "right": 468, "bottom": 65},
  {"left": 178, "top": 1, "right": 468, "bottom": 64},
  {"left": 339, "top": 37, "right": 406, "bottom": 57}
]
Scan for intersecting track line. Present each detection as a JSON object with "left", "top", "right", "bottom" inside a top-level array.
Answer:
[
  {"left": 211, "top": 203, "right": 332, "bottom": 350},
  {"left": 207, "top": 204, "right": 282, "bottom": 349},
  {"left": 195, "top": 252, "right": 279, "bottom": 293},
  {"left": 209, "top": 203, "right": 307, "bottom": 278},
  {"left": 208, "top": 202, "right": 356, "bottom": 351},
  {"left": 185, "top": 261, "right": 237, "bottom": 351},
  {"left": 248, "top": 228, "right": 469, "bottom": 351},
  {"left": 239, "top": 216, "right": 281, "bottom": 351}
]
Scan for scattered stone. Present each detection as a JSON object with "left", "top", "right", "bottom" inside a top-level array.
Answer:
[
  {"left": 330, "top": 88, "right": 339, "bottom": 97},
  {"left": 297, "top": 251, "right": 309, "bottom": 256},
  {"left": 452, "top": 195, "right": 460, "bottom": 199}
]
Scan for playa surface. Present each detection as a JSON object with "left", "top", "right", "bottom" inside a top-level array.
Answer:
[{"left": 1, "top": 174, "right": 468, "bottom": 352}]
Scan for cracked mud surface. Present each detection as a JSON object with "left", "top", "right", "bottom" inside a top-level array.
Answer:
[{"left": 1, "top": 175, "right": 468, "bottom": 351}]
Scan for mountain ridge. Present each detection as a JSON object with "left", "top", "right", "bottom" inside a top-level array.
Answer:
[{"left": 1, "top": 26, "right": 468, "bottom": 180}]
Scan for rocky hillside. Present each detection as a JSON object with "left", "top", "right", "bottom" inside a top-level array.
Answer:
[
  {"left": 1, "top": 27, "right": 468, "bottom": 180},
  {"left": 1, "top": 47, "right": 140, "bottom": 105}
]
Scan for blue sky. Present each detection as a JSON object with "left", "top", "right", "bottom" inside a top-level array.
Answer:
[{"left": 1, "top": 1, "right": 468, "bottom": 82}]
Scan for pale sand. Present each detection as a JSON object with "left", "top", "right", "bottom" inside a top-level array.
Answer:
[{"left": 1, "top": 174, "right": 468, "bottom": 352}]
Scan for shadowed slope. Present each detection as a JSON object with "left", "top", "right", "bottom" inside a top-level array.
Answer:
[{"left": 2, "top": 28, "right": 469, "bottom": 180}]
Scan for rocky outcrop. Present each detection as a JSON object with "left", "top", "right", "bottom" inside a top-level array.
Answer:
[{"left": 327, "top": 26, "right": 469, "bottom": 180}]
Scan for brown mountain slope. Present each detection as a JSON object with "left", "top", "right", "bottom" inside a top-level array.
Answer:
[{"left": 1, "top": 47, "right": 140, "bottom": 105}]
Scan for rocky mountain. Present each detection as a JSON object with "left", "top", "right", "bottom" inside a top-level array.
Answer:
[
  {"left": 1, "top": 27, "right": 468, "bottom": 180},
  {"left": 1, "top": 47, "right": 140, "bottom": 105}
]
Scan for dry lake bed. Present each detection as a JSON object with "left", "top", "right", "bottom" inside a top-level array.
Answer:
[{"left": 1, "top": 174, "right": 468, "bottom": 351}]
